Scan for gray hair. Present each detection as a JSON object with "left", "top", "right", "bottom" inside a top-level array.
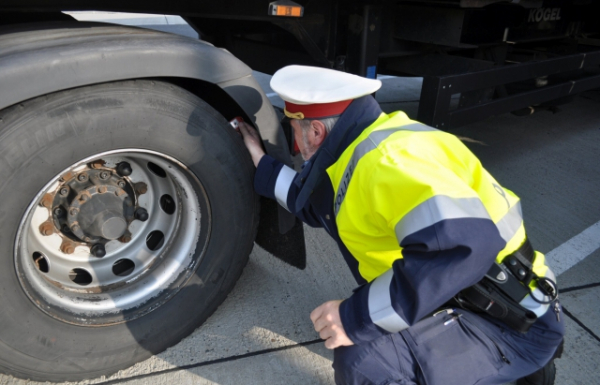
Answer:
[{"left": 297, "top": 117, "right": 340, "bottom": 133}]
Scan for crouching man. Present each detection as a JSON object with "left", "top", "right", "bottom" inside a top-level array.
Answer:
[{"left": 237, "top": 65, "right": 564, "bottom": 385}]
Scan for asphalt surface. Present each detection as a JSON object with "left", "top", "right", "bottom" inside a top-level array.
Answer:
[{"left": 2, "top": 17, "right": 599, "bottom": 385}]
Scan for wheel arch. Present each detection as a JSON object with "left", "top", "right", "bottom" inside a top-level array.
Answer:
[{"left": 0, "top": 21, "right": 287, "bottom": 159}]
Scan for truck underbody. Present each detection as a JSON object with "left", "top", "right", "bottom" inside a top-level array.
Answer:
[
  {"left": 4, "top": 0, "right": 599, "bottom": 127},
  {"left": 2, "top": 0, "right": 599, "bottom": 126}
]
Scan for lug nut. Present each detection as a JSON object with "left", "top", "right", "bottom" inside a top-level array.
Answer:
[
  {"left": 77, "top": 173, "right": 88, "bottom": 182},
  {"left": 59, "top": 187, "right": 69, "bottom": 197},
  {"left": 118, "top": 231, "right": 132, "bottom": 243},
  {"left": 116, "top": 162, "right": 133, "bottom": 177},
  {"left": 99, "top": 171, "right": 111, "bottom": 180},
  {"left": 69, "top": 208, "right": 79, "bottom": 216},
  {"left": 39, "top": 222, "right": 54, "bottom": 236},
  {"left": 60, "top": 240, "right": 76, "bottom": 254},
  {"left": 53, "top": 207, "right": 63, "bottom": 217},
  {"left": 90, "top": 243, "right": 107, "bottom": 258},
  {"left": 117, "top": 180, "right": 126, "bottom": 188},
  {"left": 71, "top": 224, "right": 81, "bottom": 233},
  {"left": 40, "top": 194, "right": 54, "bottom": 208},
  {"left": 89, "top": 159, "right": 106, "bottom": 169},
  {"left": 61, "top": 171, "right": 75, "bottom": 182},
  {"left": 135, "top": 182, "right": 148, "bottom": 195},
  {"left": 134, "top": 208, "right": 149, "bottom": 222}
]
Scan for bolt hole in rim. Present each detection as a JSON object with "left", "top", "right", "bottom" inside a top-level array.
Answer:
[
  {"left": 160, "top": 194, "right": 176, "bottom": 215},
  {"left": 112, "top": 259, "right": 136, "bottom": 277},
  {"left": 69, "top": 268, "right": 93, "bottom": 286},
  {"left": 146, "top": 230, "right": 165, "bottom": 251},
  {"left": 32, "top": 252, "right": 50, "bottom": 273},
  {"left": 148, "top": 161, "right": 167, "bottom": 178},
  {"left": 15, "top": 150, "right": 211, "bottom": 326}
]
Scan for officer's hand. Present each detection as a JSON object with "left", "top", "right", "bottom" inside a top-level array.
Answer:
[
  {"left": 236, "top": 121, "right": 265, "bottom": 167},
  {"left": 310, "top": 300, "right": 354, "bottom": 349}
]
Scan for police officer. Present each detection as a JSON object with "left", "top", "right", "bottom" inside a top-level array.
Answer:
[{"left": 237, "top": 65, "right": 564, "bottom": 385}]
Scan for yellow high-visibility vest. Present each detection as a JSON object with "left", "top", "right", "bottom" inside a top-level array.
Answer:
[{"left": 326, "top": 110, "right": 553, "bottom": 319}]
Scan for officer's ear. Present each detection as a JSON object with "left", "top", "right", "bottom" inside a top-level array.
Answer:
[{"left": 309, "top": 119, "right": 328, "bottom": 146}]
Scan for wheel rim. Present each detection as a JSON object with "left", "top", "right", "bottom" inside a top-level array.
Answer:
[{"left": 15, "top": 149, "right": 211, "bottom": 326}]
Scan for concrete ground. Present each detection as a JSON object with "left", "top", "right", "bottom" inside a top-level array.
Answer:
[{"left": 2, "top": 14, "right": 599, "bottom": 385}]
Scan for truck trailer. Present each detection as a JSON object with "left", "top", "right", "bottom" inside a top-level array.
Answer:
[{"left": 0, "top": 0, "right": 598, "bottom": 381}]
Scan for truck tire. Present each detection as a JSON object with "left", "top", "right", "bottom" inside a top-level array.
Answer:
[{"left": 0, "top": 80, "right": 259, "bottom": 381}]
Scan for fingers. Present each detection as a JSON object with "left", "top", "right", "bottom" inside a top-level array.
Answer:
[
  {"left": 310, "top": 301, "right": 338, "bottom": 329},
  {"left": 310, "top": 300, "right": 338, "bottom": 321},
  {"left": 240, "top": 124, "right": 261, "bottom": 146},
  {"left": 325, "top": 339, "right": 337, "bottom": 350},
  {"left": 313, "top": 317, "right": 327, "bottom": 333},
  {"left": 312, "top": 305, "right": 336, "bottom": 332},
  {"left": 236, "top": 122, "right": 248, "bottom": 137},
  {"left": 310, "top": 304, "right": 324, "bottom": 324},
  {"left": 318, "top": 324, "right": 349, "bottom": 350},
  {"left": 235, "top": 121, "right": 265, "bottom": 166},
  {"left": 237, "top": 121, "right": 249, "bottom": 137},
  {"left": 310, "top": 300, "right": 354, "bottom": 350},
  {"left": 325, "top": 335, "right": 352, "bottom": 350},
  {"left": 238, "top": 122, "right": 259, "bottom": 139},
  {"left": 318, "top": 323, "right": 337, "bottom": 340},
  {"left": 324, "top": 332, "right": 343, "bottom": 350},
  {"left": 319, "top": 324, "right": 333, "bottom": 342}
]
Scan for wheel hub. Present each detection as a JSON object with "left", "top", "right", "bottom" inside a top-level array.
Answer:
[
  {"left": 47, "top": 165, "right": 145, "bottom": 251},
  {"left": 16, "top": 151, "right": 208, "bottom": 325},
  {"left": 67, "top": 184, "right": 131, "bottom": 241}
]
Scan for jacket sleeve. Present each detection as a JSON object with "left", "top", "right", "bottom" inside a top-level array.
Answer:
[
  {"left": 254, "top": 155, "right": 323, "bottom": 228},
  {"left": 339, "top": 148, "right": 509, "bottom": 344}
]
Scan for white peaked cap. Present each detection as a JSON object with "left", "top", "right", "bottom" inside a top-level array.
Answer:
[{"left": 270, "top": 65, "right": 382, "bottom": 119}]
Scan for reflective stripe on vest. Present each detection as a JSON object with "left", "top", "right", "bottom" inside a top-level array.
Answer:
[
  {"left": 274, "top": 165, "right": 296, "bottom": 212},
  {"left": 395, "top": 196, "right": 524, "bottom": 246},
  {"left": 368, "top": 268, "right": 410, "bottom": 332},
  {"left": 495, "top": 202, "right": 523, "bottom": 244},
  {"left": 394, "top": 196, "right": 489, "bottom": 246}
]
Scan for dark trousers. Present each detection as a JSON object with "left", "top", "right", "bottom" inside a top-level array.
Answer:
[{"left": 333, "top": 305, "right": 564, "bottom": 385}]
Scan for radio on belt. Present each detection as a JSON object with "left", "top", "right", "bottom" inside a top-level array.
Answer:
[{"left": 229, "top": 116, "right": 244, "bottom": 129}]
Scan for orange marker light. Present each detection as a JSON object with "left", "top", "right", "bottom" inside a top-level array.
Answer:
[
  {"left": 275, "top": 6, "right": 302, "bottom": 17},
  {"left": 269, "top": 1, "right": 304, "bottom": 17}
]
